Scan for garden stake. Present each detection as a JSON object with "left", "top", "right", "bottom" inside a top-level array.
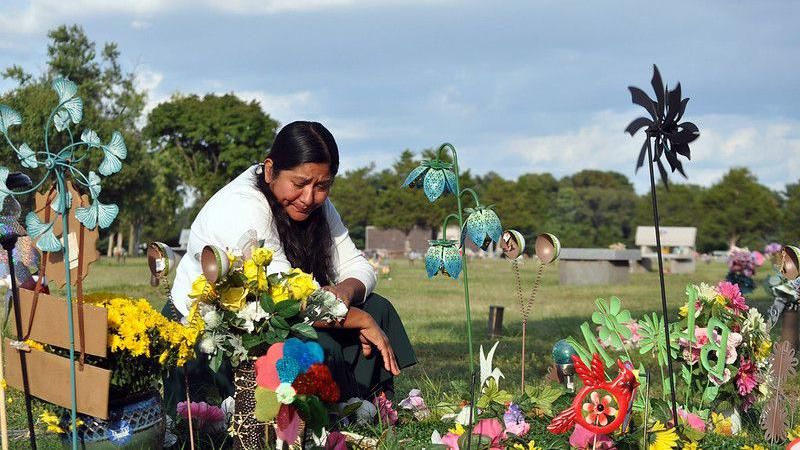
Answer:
[
  {"left": 1, "top": 234, "right": 36, "bottom": 450},
  {"left": 626, "top": 65, "right": 700, "bottom": 428}
]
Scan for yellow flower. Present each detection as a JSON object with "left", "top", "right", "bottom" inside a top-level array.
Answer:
[
  {"left": 756, "top": 340, "right": 772, "bottom": 361},
  {"left": 252, "top": 247, "right": 273, "bottom": 266},
  {"left": 740, "top": 445, "right": 766, "bottom": 450},
  {"left": 269, "top": 282, "right": 290, "bottom": 304},
  {"left": 512, "top": 441, "right": 541, "bottom": 450},
  {"left": 40, "top": 410, "right": 64, "bottom": 434},
  {"left": 711, "top": 412, "right": 732, "bottom": 436},
  {"left": 713, "top": 295, "right": 726, "bottom": 307},
  {"left": 189, "top": 274, "right": 214, "bottom": 300},
  {"left": 219, "top": 286, "right": 248, "bottom": 312},
  {"left": 681, "top": 442, "right": 700, "bottom": 450},
  {"left": 243, "top": 259, "right": 268, "bottom": 290},
  {"left": 679, "top": 305, "right": 688, "bottom": 318},
  {"left": 788, "top": 424, "right": 800, "bottom": 440},
  {"left": 24, "top": 339, "right": 45, "bottom": 351},
  {"left": 286, "top": 268, "right": 316, "bottom": 300},
  {"left": 0, "top": 379, "right": 6, "bottom": 390},
  {"left": 448, "top": 423, "right": 464, "bottom": 436},
  {"left": 649, "top": 421, "right": 679, "bottom": 450}
]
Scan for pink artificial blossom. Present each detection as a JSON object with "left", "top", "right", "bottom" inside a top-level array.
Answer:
[
  {"left": 569, "top": 423, "right": 616, "bottom": 449},
  {"left": 708, "top": 367, "right": 732, "bottom": 385},
  {"left": 753, "top": 251, "right": 765, "bottom": 266},
  {"left": 373, "top": 393, "right": 398, "bottom": 426},
  {"left": 176, "top": 401, "right": 226, "bottom": 431},
  {"left": 440, "top": 432, "right": 460, "bottom": 450},
  {"left": 678, "top": 408, "right": 706, "bottom": 432},
  {"left": 472, "top": 418, "right": 505, "bottom": 450},
  {"left": 735, "top": 358, "right": 758, "bottom": 397},
  {"left": 718, "top": 281, "right": 748, "bottom": 313},
  {"left": 398, "top": 389, "right": 430, "bottom": 420},
  {"left": 325, "top": 431, "right": 347, "bottom": 450}
]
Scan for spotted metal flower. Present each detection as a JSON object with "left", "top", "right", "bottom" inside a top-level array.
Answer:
[
  {"left": 425, "top": 239, "right": 462, "bottom": 279},
  {"left": 626, "top": 65, "right": 700, "bottom": 187},
  {"left": 402, "top": 159, "right": 457, "bottom": 202},
  {"left": 462, "top": 205, "right": 502, "bottom": 250},
  {"left": 0, "top": 77, "right": 125, "bottom": 252}
]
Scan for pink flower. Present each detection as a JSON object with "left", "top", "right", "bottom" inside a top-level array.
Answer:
[
  {"left": 398, "top": 389, "right": 430, "bottom": 420},
  {"left": 373, "top": 393, "right": 398, "bottom": 426},
  {"left": 582, "top": 391, "right": 617, "bottom": 427},
  {"left": 678, "top": 408, "right": 706, "bottom": 432},
  {"left": 624, "top": 321, "right": 642, "bottom": 346},
  {"left": 441, "top": 432, "right": 460, "bottom": 449},
  {"left": 753, "top": 251, "right": 765, "bottom": 266},
  {"left": 503, "top": 403, "right": 529, "bottom": 436},
  {"left": 569, "top": 423, "right": 616, "bottom": 449},
  {"left": 255, "top": 342, "right": 284, "bottom": 390},
  {"left": 735, "top": 358, "right": 757, "bottom": 397},
  {"left": 708, "top": 367, "right": 732, "bottom": 385},
  {"left": 472, "top": 418, "right": 505, "bottom": 449},
  {"left": 718, "top": 281, "right": 748, "bottom": 313},
  {"left": 325, "top": 431, "right": 347, "bottom": 450},
  {"left": 176, "top": 401, "right": 226, "bottom": 432}
]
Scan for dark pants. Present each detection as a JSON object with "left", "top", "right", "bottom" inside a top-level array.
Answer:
[{"left": 162, "top": 292, "right": 416, "bottom": 414}]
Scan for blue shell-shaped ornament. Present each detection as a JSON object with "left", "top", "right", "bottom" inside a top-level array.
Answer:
[
  {"left": 52, "top": 78, "right": 83, "bottom": 131},
  {"left": 402, "top": 159, "right": 457, "bottom": 202},
  {"left": 425, "top": 239, "right": 462, "bottom": 279},
  {"left": 463, "top": 205, "right": 502, "bottom": 250},
  {"left": 25, "top": 211, "right": 61, "bottom": 252}
]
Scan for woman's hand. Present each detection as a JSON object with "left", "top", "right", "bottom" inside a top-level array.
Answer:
[{"left": 359, "top": 317, "right": 400, "bottom": 375}]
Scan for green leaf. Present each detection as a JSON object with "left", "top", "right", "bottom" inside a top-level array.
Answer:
[
  {"left": 340, "top": 401, "right": 363, "bottom": 418},
  {"left": 290, "top": 322, "right": 317, "bottom": 340},
  {"left": 681, "top": 364, "right": 692, "bottom": 386},
  {"left": 254, "top": 387, "right": 280, "bottom": 422},
  {"left": 270, "top": 316, "right": 291, "bottom": 331},
  {"left": 304, "top": 396, "right": 329, "bottom": 433},
  {"left": 477, "top": 378, "right": 512, "bottom": 409},
  {"left": 702, "top": 384, "right": 719, "bottom": 404},
  {"left": 650, "top": 398, "right": 672, "bottom": 423},
  {"left": 265, "top": 328, "right": 283, "bottom": 344},
  {"left": 276, "top": 300, "right": 301, "bottom": 318},
  {"left": 242, "top": 333, "right": 268, "bottom": 350},
  {"left": 260, "top": 294, "right": 275, "bottom": 313},
  {"left": 209, "top": 350, "right": 223, "bottom": 372}
]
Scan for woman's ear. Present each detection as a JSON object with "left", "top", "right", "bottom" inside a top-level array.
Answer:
[{"left": 263, "top": 159, "right": 274, "bottom": 183}]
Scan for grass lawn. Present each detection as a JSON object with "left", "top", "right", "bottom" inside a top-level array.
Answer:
[{"left": 2, "top": 255, "right": 794, "bottom": 448}]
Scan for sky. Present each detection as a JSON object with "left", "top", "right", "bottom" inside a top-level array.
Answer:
[{"left": 0, "top": 0, "right": 798, "bottom": 193}]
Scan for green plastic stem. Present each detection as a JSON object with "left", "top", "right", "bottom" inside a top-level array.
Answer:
[{"left": 440, "top": 214, "right": 460, "bottom": 240}]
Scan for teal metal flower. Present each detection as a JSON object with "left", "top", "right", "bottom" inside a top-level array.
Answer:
[
  {"left": 462, "top": 205, "right": 502, "bottom": 250},
  {"left": 425, "top": 239, "right": 462, "bottom": 279},
  {"left": 402, "top": 159, "right": 457, "bottom": 202},
  {"left": 0, "top": 77, "right": 125, "bottom": 252}
]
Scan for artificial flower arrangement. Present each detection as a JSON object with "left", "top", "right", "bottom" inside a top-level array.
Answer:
[
  {"left": 726, "top": 248, "right": 760, "bottom": 294},
  {"left": 187, "top": 241, "right": 348, "bottom": 442}
]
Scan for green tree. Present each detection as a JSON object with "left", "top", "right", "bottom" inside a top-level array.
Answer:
[
  {"left": 780, "top": 180, "right": 800, "bottom": 244},
  {"left": 143, "top": 93, "right": 279, "bottom": 204},
  {"left": 701, "top": 168, "right": 781, "bottom": 250},
  {"left": 634, "top": 184, "right": 710, "bottom": 250},
  {"left": 329, "top": 165, "right": 378, "bottom": 248}
]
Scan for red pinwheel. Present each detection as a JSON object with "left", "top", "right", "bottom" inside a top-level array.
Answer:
[{"left": 548, "top": 354, "right": 639, "bottom": 435}]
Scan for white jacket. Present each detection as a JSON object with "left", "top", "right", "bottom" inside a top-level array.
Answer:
[{"left": 170, "top": 165, "right": 376, "bottom": 317}]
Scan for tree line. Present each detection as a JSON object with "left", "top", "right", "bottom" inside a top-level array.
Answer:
[{"left": 2, "top": 26, "right": 797, "bottom": 254}]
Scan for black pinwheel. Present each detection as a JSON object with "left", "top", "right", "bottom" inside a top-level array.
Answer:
[{"left": 626, "top": 65, "right": 700, "bottom": 186}]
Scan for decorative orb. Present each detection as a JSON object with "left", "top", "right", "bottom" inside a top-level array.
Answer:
[
  {"left": 501, "top": 229, "right": 525, "bottom": 260},
  {"left": 552, "top": 339, "right": 577, "bottom": 365},
  {"left": 202, "top": 245, "right": 230, "bottom": 283},
  {"left": 535, "top": 233, "right": 561, "bottom": 265},
  {"left": 782, "top": 245, "right": 800, "bottom": 281}
]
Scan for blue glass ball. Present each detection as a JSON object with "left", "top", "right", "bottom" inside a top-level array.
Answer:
[{"left": 552, "top": 339, "right": 577, "bottom": 365}]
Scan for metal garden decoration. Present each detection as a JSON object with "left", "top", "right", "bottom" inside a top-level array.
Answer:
[
  {"left": 625, "top": 65, "right": 700, "bottom": 428},
  {"left": 0, "top": 77, "right": 126, "bottom": 450},
  {"left": 403, "top": 143, "right": 502, "bottom": 375}
]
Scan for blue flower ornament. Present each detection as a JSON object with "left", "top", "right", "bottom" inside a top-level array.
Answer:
[{"left": 425, "top": 239, "right": 462, "bottom": 279}]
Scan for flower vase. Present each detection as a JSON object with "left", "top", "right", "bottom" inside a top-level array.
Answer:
[
  {"left": 62, "top": 391, "right": 165, "bottom": 449},
  {"left": 232, "top": 359, "right": 266, "bottom": 449}
]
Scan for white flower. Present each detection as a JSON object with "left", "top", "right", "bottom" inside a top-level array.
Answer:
[
  {"left": 697, "top": 282, "right": 717, "bottom": 302},
  {"left": 742, "top": 307, "right": 767, "bottom": 335},
  {"left": 220, "top": 396, "right": 235, "bottom": 421},
  {"left": 235, "top": 301, "right": 270, "bottom": 333},
  {"left": 276, "top": 383, "right": 296, "bottom": 404},
  {"left": 200, "top": 304, "right": 222, "bottom": 329},
  {"left": 199, "top": 335, "right": 218, "bottom": 354}
]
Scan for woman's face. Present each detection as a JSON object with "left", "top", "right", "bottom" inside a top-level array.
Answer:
[{"left": 264, "top": 159, "right": 333, "bottom": 222}]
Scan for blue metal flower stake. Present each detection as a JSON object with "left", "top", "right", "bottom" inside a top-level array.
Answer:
[
  {"left": 626, "top": 65, "right": 699, "bottom": 428},
  {"left": 0, "top": 77, "right": 125, "bottom": 450}
]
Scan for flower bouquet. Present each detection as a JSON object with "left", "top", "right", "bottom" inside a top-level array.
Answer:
[
  {"left": 726, "top": 249, "right": 758, "bottom": 294},
  {"left": 675, "top": 281, "right": 772, "bottom": 419},
  {"left": 187, "top": 243, "right": 347, "bottom": 447}
]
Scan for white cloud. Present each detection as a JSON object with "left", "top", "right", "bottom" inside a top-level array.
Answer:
[
  {"left": 473, "top": 110, "right": 800, "bottom": 193},
  {"left": 235, "top": 90, "right": 314, "bottom": 123},
  {"left": 130, "top": 20, "right": 152, "bottom": 30}
]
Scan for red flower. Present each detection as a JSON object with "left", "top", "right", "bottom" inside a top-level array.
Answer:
[{"left": 291, "top": 363, "right": 340, "bottom": 403}]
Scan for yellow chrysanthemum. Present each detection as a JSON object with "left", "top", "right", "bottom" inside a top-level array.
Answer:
[
  {"left": 681, "top": 442, "right": 700, "bottom": 450},
  {"left": 448, "top": 423, "right": 464, "bottom": 436},
  {"left": 286, "top": 268, "right": 316, "bottom": 300},
  {"left": 788, "top": 424, "right": 800, "bottom": 440},
  {"left": 512, "top": 441, "right": 542, "bottom": 450},
  {"left": 40, "top": 410, "right": 64, "bottom": 434},
  {"left": 711, "top": 412, "right": 732, "bottom": 436},
  {"left": 740, "top": 445, "right": 766, "bottom": 450},
  {"left": 679, "top": 305, "right": 688, "bottom": 318},
  {"left": 24, "top": 339, "right": 44, "bottom": 351},
  {"left": 756, "top": 340, "right": 772, "bottom": 361},
  {"left": 649, "top": 421, "right": 679, "bottom": 450},
  {"left": 252, "top": 247, "right": 273, "bottom": 266},
  {"left": 269, "top": 282, "right": 290, "bottom": 304},
  {"left": 243, "top": 259, "right": 268, "bottom": 290},
  {"left": 713, "top": 294, "right": 727, "bottom": 307}
]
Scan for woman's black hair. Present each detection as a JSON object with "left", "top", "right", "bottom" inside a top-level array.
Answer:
[{"left": 255, "top": 121, "right": 339, "bottom": 286}]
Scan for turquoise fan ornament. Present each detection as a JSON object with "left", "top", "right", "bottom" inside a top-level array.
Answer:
[
  {"left": 0, "top": 77, "right": 125, "bottom": 252},
  {"left": 425, "top": 239, "right": 462, "bottom": 279},
  {"left": 402, "top": 159, "right": 457, "bottom": 202},
  {"left": 462, "top": 205, "right": 502, "bottom": 250}
]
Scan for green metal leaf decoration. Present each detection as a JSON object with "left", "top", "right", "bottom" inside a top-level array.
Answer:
[
  {"left": 16, "top": 143, "right": 37, "bottom": 169},
  {"left": 80, "top": 129, "right": 101, "bottom": 147},
  {"left": 0, "top": 167, "right": 8, "bottom": 208},
  {"left": 50, "top": 190, "right": 73, "bottom": 214},
  {"left": 75, "top": 199, "right": 118, "bottom": 229},
  {"left": 52, "top": 78, "right": 83, "bottom": 131},
  {"left": 85, "top": 171, "right": 101, "bottom": 198},
  {"left": 98, "top": 131, "right": 127, "bottom": 176},
  {"left": 0, "top": 105, "right": 21, "bottom": 135},
  {"left": 591, "top": 296, "right": 632, "bottom": 349},
  {"left": 638, "top": 313, "right": 669, "bottom": 367},
  {"left": 24, "top": 212, "right": 61, "bottom": 252}
]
